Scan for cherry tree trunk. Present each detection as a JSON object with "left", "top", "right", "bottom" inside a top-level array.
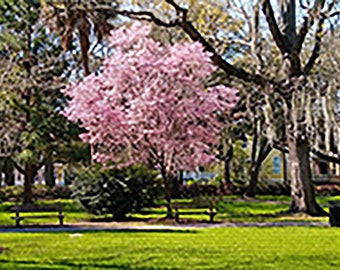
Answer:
[
  {"left": 288, "top": 137, "right": 326, "bottom": 216},
  {"left": 163, "top": 178, "right": 173, "bottom": 218}
]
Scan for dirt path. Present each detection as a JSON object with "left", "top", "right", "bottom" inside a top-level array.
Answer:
[{"left": 0, "top": 220, "right": 330, "bottom": 233}]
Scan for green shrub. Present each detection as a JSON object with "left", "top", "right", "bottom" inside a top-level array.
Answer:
[
  {"left": 1, "top": 185, "right": 24, "bottom": 201},
  {"left": 254, "top": 180, "right": 290, "bottom": 196},
  {"left": 70, "top": 164, "right": 162, "bottom": 219},
  {"left": 0, "top": 184, "right": 72, "bottom": 201},
  {"left": 32, "top": 184, "right": 53, "bottom": 199},
  {"left": 51, "top": 185, "right": 72, "bottom": 199},
  {"left": 180, "top": 182, "right": 218, "bottom": 198},
  {"left": 0, "top": 189, "right": 5, "bottom": 203}
]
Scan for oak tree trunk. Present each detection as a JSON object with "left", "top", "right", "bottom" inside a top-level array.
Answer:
[{"left": 288, "top": 137, "right": 326, "bottom": 216}]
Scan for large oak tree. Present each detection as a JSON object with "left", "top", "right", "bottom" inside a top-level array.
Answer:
[{"left": 106, "top": 0, "right": 340, "bottom": 215}]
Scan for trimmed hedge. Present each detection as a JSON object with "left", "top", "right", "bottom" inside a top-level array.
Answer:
[{"left": 0, "top": 184, "right": 72, "bottom": 201}]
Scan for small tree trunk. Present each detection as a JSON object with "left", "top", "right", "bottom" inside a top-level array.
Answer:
[
  {"left": 244, "top": 137, "right": 271, "bottom": 198},
  {"left": 288, "top": 138, "right": 326, "bottom": 216},
  {"left": 223, "top": 146, "right": 233, "bottom": 192},
  {"left": 0, "top": 160, "right": 3, "bottom": 187},
  {"left": 282, "top": 149, "right": 288, "bottom": 185},
  {"left": 3, "top": 158, "right": 15, "bottom": 186},
  {"left": 244, "top": 164, "right": 261, "bottom": 198},
  {"left": 23, "top": 162, "right": 36, "bottom": 204},
  {"left": 44, "top": 159, "right": 55, "bottom": 188},
  {"left": 222, "top": 160, "right": 231, "bottom": 194}
]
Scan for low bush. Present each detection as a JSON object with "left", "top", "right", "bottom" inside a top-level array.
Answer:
[
  {"left": 254, "top": 180, "right": 290, "bottom": 196},
  {"left": 0, "top": 184, "right": 72, "bottom": 201},
  {"left": 32, "top": 184, "right": 52, "bottom": 199},
  {"left": 315, "top": 184, "right": 340, "bottom": 196},
  {"left": 0, "top": 189, "right": 5, "bottom": 203},
  {"left": 70, "top": 164, "right": 162, "bottom": 219},
  {"left": 1, "top": 185, "right": 24, "bottom": 201},
  {"left": 179, "top": 183, "right": 218, "bottom": 198},
  {"left": 51, "top": 185, "right": 72, "bottom": 199}
]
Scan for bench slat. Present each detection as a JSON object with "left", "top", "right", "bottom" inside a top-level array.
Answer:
[
  {"left": 175, "top": 209, "right": 217, "bottom": 223},
  {"left": 11, "top": 215, "right": 65, "bottom": 220},
  {"left": 176, "top": 211, "right": 217, "bottom": 215}
]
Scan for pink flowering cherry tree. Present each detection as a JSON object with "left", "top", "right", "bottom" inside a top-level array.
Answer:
[{"left": 62, "top": 22, "right": 239, "bottom": 218}]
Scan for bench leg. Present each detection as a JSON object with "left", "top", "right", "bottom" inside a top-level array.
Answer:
[
  {"left": 175, "top": 213, "right": 180, "bottom": 223},
  {"left": 15, "top": 219, "right": 21, "bottom": 227},
  {"left": 59, "top": 216, "right": 64, "bottom": 227},
  {"left": 208, "top": 213, "right": 217, "bottom": 223}
]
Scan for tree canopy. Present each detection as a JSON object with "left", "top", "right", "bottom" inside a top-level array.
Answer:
[{"left": 62, "top": 22, "right": 239, "bottom": 216}]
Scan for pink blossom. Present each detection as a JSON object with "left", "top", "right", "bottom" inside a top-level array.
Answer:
[{"left": 62, "top": 22, "right": 239, "bottom": 178}]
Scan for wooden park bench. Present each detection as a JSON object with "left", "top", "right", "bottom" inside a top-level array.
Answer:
[
  {"left": 10, "top": 201, "right": 65, "bottom": 227},
  {"left": 329, "top": 200, "right": 340, "bottom": 227},
  {"left": 174, "top": 203, "right": 217, "bottom": 223}
]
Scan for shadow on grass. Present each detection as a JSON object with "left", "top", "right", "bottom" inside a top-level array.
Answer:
[
  {"left": 0, "top": 259, "right": 181, "bottom": 270},
  {"left": 0, "top": 224, "right": 198, "bottom": 234},
  {"left": 225, "top": 210, "right": 291, "bottom": 219},
  {"left": 89, "top": 216, "right": 152, "bottom": 223}
]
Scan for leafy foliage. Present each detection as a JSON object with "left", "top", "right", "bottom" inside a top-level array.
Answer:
[
  {"left": 40, "top": 0, "right": 118, "bottom": 75},
  {"left": 71, "top": 164, "right": 162, "bottom": 218},
  {"left": 0, "top": 0, "right": 90, "bottom": 202}
]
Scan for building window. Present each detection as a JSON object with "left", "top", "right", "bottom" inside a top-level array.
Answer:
[{"left": 319, "top": 162, "right": 328, "bottom": 175}]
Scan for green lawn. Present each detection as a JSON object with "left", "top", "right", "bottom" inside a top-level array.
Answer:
[
  {"left": 0, "top": 227, "right": 340, "bottom": 269},
  {"left": 1, "top": 195, "right": 339, "bottom": 226}
]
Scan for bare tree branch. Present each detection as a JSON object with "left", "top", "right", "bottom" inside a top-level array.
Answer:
[
  {"left": 329, "top": 11, "right": 340, "bottom": 18},
  {"left": 262, "top": 0, "right": 288, "bottom": 55},
  {"left": 10, "top": 158, "right": 26, "bottom": 175},
  {"left": 273, "top": 141, "right": 340, "bottom": 165},
  {"left": 294, "top": 0, "right": 326, "bottom": 55},
  {"left": 165, "top": 0, "right": 273, "bottom": 86},
  {"left": 177, "top": 20, "right": 271, "bottom": 86},
  {"left": 90, "top": 2, "right": 274, "bottom": 87},
  {"left": 304, "top": 16, "right": 324, "bottom": 75},
  {"left": 311, "top": 149, "right": 340, "bottom": 165},
  {"left": 114, "top": 10, "right": 178, "bottom": 27}
]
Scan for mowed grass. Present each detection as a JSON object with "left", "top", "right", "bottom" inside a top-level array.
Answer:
[
  {"left": 1, "top": 227, "right": 340, "bottom": 269},
  {"left": 1, "top": 195, "right": 339, "bottom": 226}
]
